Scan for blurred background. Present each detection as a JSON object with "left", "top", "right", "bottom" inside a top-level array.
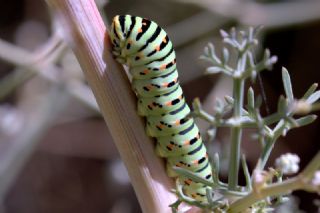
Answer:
[{"left": 0, "top": 0, "right": 320, "bottom": 212}]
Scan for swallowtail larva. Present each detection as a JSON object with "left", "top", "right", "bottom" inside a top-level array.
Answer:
[{"left": 110, "top": 15, "right": 213, "bottom": 202}]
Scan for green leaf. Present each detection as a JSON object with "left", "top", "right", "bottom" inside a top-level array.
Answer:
[
  {"left": 208, "top": 42, "right": 215, "bottom": 56},
  {"left": 224, "top": 95, "right": 234, "bottom": 105},
  {"left": 295, "top": 115, "right": 317, "bottom": 127},
  {"left": 306, "top": 91, "right": 320, "bottom": 104},
  {"left": 215, "top": 98, "right": 224, "bottom": 113},
  {"left": 212, "top": 153, "right": 220, "bottom": 183},
  {"left": 206, "top": 66, "right": 222, "bottom": 74},
  {"left": 277, "top": 95, "right": 287, "bottom": 115},
  {"left": 241, "top": 154, "right": 252, "bottom": 191},
  {"left": 172, "top": 167, "right": 215, "bottom": 187},
  {"left": 282, "top": 67, "right": 294, "bottom": 102},
  {"left": 220, "top": 29, "right": 228, "bottom": 38},
  {"left": 222, "top": 47, "right": 229, "bottom": 64},
  {"left": 302, "top": 83, "right": 318, "bottom": 99},
  {"left": 206, "top": 187, "right": 214, "bottom": 206},
  {"left": 247, "top": 87, "right": 255, "bottom": 112},
  {"left": 192, "top": 98, "right": 201, "bottom": 112},
  {"left": 285, "top": 117, "right": 299, "bottom": 128}
]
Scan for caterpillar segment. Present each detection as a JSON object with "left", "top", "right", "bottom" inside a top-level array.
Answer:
[{"left": 110, "top": 15, "right": 213, "bottom": 202}]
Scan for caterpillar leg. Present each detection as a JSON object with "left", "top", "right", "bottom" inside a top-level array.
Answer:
[{"left": 166, "top": 162, "right": 178, "bottom": 177}]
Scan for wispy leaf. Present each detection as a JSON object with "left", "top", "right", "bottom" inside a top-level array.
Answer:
[
  {"left": 173, "top": 167, "right": 215, "bottom": 187},
  {"left": 302, "top": 83, "right": 318, "bottom": 99},
  {"left": 206, "top": 66, "right": 222, "bottom": 74},
  {"left": 222, "top": 47, "right": 229, "bottom": 64},
  {"left": 295, "top": 115, "right": 317, "bottom": 127},
  {"left": 277, "top": 95, "right": 287, "bottom": 115},
  {"left": 220, "top": 29, "right": 228, "bottom": 38},
  {"left": 247, "top": 87, "right": 255, "bottom": 111},
  {"left": 282, "top": 67, "right": 294, "bottom": 101},
  {"left": 306, "top": 90, "right": 320, "bottom": 104},
  {"left": 224, "top": 95, "right": 234, "bottom": 105}
]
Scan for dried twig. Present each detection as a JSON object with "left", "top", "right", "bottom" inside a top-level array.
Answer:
[
  {"left": 0, "top": 34, "right": 99, "bottom": 111},
  {"left": 177, "top": 0, "right": 320, "bottom": 28},
  {"left": 0, "top": 85, "right": 68, "bottom": 200}
]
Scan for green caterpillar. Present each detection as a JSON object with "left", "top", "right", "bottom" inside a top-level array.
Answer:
[{"left": 110, "top": 15, "right": 212, "bottom": 202}]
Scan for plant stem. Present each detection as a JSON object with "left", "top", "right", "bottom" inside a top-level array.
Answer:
[
  {"left": 228, "top": 151, "right": 320, "bottom": 213},
  {"left": 300, "top": 151, "right": 320, "bottom": 178},
  {"left": 258, "top": 138, "right": 276, "bottom": 170},
  {"left": 258, "top": 121, "right": 286, "bottom": 170},
  {"left": 241, "top": 155, "right": 252, "bottom": 191},
  {"left": 45, "top": 1, "right": 177, "bottom": 212},
  {"left": 228, "top": 177, "right": 302, "bottom": 213},
  {"left": 228, "top": 78, "right": 245, "bottom": 190}
]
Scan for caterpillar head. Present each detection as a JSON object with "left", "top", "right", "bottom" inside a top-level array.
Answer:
[
  {"left": 110, "top": 15, "right": 130, "bottom": 64},
  {"left": 111, "top": 15, "right": 129, "bottom": 44}
]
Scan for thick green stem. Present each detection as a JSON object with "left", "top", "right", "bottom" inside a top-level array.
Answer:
[
  {"left": 228, "top": 177, "right": 302, "bottom": 213},
  {"left": 228, "top": 151, "right": 320, "bottom": 213},
  {"left": 228, "top": 78, "right": 245, "bottom": 190}
]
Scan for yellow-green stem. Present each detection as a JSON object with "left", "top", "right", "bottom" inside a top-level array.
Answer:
[
  {"left": 228, "top": 78, "right": 244, "bottom": 190},
  {"left": 228, "top": 177, "right": 302, "bottom": 213},
  {"left": 228, "top": 151, "right": 320, "bottom": 212}
]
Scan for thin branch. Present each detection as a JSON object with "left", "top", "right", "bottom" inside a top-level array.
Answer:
[
  {"left": 0, "top": 33, "right": 67, "bottom": 99},
  {"left": 0, "top": 85, "right": 68, "bottom": 200},
  {"left": 44, "top": 0, "right": 178, "bottom": 212},
  {"left": 0, "top": 35, "right": 99, "bottom": 111},
  {"left": 177, "top": 0, "right": 320, "bottom": 28},
  {"left": 166, "top": 11, "right": 229, "bottom": 48},
  {"left": 0, "top": 31, "right": 65, "bottom": 68},
  {"left": 228, "top": 151, "right": 320, "bottom": 213}
]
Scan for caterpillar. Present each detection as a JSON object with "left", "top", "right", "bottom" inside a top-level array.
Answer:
[{"left": 110, "top": 15, "right": 213, "bottom": 202}]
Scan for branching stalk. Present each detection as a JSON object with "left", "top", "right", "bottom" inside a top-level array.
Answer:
[
  {"left": 228, "top": 152, "right": 320, "bottom": 213},
  {"left": 228, "top": 78, "right": 244, "bottom": 190}
]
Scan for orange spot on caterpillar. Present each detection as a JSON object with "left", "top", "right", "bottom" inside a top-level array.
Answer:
[
  {"left": 143, "top": 69, "right": 150, "bottom": 74},
  {"left": 165, "top": 101, "right": 172, "bottom": 106},
  {"left": 175, "top": 120, "right": 180, "bottom": 126},
  {"left": 158, "top": 124, "right": 165, "bottom": 129},
  {"left": 162, "top": 37, "right": 167, "bottom": 43},
  {"left": 184, "top": 141, "right": 190, "bottom": 145},
  {"left": 167, "top": 144, "right": 174, "bottom": 150},
  {"left": 162, "top": 82, "right": 169, "bottom": 87},
  {"left": 138, "top": 28, "right": 143, "bottom": 33},
  {"left": 193, "top": 160, "right": 199, "bottom": 165},
  {"left": 160, "top": 64, "right": 166, "bottom": 70},
  {"left": 191, "top": 194, "right": 197, "bottom": 198},
  {"left": 176, "top": 163, "right": 182, "bottom": 167},
  {"left": 146, "top": 85, "right": 153, "bottom": 90},
  {"left": 184, "top": 179, "right": 192, "bottom": 185},
  {"left": 155, "top": 45, "right": 160, "bottom": 51}
]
